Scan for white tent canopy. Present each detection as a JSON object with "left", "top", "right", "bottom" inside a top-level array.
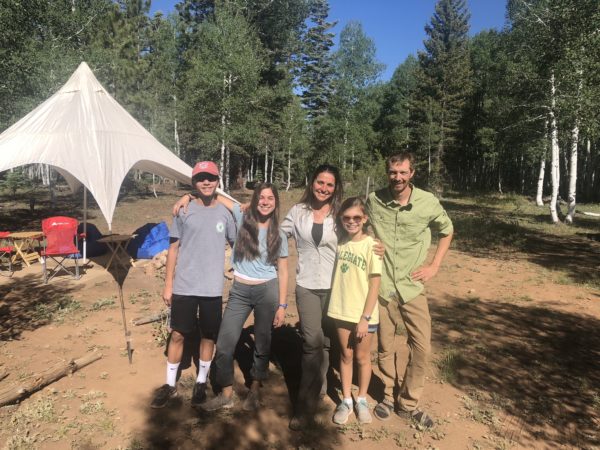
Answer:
[{"left": 0, "top": 61, "right": 196, "bottom": 230}]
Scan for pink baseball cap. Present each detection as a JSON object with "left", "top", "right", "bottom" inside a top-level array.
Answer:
[{"left": 192, "top": 161, "right": 219, "bottom": 178}]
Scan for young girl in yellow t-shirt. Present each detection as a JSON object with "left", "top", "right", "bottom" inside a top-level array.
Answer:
[{"left": 327, "top": 197, "right": 382, "bottom": 425}]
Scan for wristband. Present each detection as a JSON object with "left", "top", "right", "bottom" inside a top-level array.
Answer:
[
  {"left": 278, "top": 304, "right": 288, "bottom": 309},
  {"left": 361, "top": 314, "right": 371, "bottom": 322}
]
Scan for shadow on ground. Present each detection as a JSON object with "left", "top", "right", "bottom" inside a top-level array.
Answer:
[
  {"left": 0, "top": 274, "right": 80, "bottom": 340},
  {"left": 431, "top": 295, "right": 600, "bottom": 448},
  {"left": 135, "top": 324, "right": 341, "bottom": 450},
  {"left": 443, "top": 199, "right": 600, "bottom": 286}
]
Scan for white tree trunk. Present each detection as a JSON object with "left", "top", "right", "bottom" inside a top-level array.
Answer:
[
  {"left": 173, "top": 96, "right": 180, "bottom": 157},
  {"left": 225, "top": 146, "right": 230, "bottom": 192},
  {"left": 536, "top": 157, "right": 546, "bottom": 206},
  {"left": 536, "top": 119, "right": 548, "bottom": 206},
  {"left": 250, "top": 157, "right": 254, "bottom": 182},
  {"left": 565, "top": 72, "right": 582, "bottom": 224},
  {"left": 286, "top": 138, "right": 291, "bottom": 191},
  {"left": 565, "top": 121, "right": 579, "bottom": 224},
  {"left": 342, "top": 114, "right": 348, "bottom": 170},
  {"left": 220, "top": 111, "right": 226, "bottom": 190},
  {"left": 264, "top": 145, "right": 268, "bottom": 182},
  {"left": 549, "top": 72, "right": 560, "bottom": 224},
  {"left": 151, "top": 174, "right": 157, "bottom": 198},
  {"left": 270, "top": 147, "right": 275, "bottom": 183}
]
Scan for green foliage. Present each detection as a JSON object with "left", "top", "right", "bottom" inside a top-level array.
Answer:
[
  {"left": 1, "top": 0, "right": 598, "bottom": 201},
  {"left": 0, "top": 170, "right": 31, "bottom": 195},
  {"left": 179, "top": 2, "right": 265, "bottom": 173},
  {"left": 296, "top": 0, "right": 336, "bottom": 119},
  {"left": 411, "top": 0, "right": 473, "bottom": 193},
  {"left": 375, "top": 55, "right": 418, "bottom": 155}
]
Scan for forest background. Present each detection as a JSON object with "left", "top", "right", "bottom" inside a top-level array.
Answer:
[{"left": 1, "top": 0, "right": 599, "bottom": 223}]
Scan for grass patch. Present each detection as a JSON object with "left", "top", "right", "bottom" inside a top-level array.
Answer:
[
  {"left": 81, "top": 390, "right": 106, "bottom": 401},
  {"left": 90, "top": 297, "right": 116, "bottom": 311},
  {"left": 436, "top": 348, "right": 465, "bottom": 384},
  {"left": 10, "top": 397, "right": 58, "bottom": 425},
  {"left": 79, "top": 400, "right": 108, "bottom": 415},
  {"left": 3, "top": 434, "right": 38, "bottom": 450},
  {"left": 33, "top": 296, "right": 81, "bottom": 323},
  {"left": 129, "top": 289, "right": 154, "bottom": 305},
  {"left": 460, "top": 390, "right": 502, "bottom": 427},
  {"left": 444, "top": 193, "right": 600, "bottom": 288}
]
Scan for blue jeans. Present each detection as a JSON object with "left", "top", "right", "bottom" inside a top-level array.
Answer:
[{"left": 215, "top": 278, "right": 278, "bottom": 388}]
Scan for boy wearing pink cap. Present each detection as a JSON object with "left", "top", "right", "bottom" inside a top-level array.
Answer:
[{"left": 151, "top": 161, "right": 236, "bottom": 409}]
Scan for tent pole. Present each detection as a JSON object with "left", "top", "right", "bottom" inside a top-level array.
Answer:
[{"left": 83, "top": 187, "right": 88, "bottom": 263}]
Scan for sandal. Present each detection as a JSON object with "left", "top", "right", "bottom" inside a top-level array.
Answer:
[
  {"left": 373, "top": 401, "right": 394, "bottom": 421},
  {"left": 399, "top": 408, "right": 435, "bottom": 429}
]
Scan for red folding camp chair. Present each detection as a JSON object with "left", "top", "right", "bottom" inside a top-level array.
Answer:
[
  {"left": 0, "top": 231, "right": 14, "bottom": 277},
  {"left": 41, "top": 217, "right": 85, "bottom": 284}
]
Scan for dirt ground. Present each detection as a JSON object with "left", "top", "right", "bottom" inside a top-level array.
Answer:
[{"left": 1, "top": 186, "right": 599, "bottom": 450}]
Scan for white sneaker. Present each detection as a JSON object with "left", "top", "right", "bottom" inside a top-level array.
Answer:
[
  {"left": 355, "top": 398, "right": 372, "bottom": 424},
  {"left": 333, "top": 402, "right": 353, "bottom": 424}
]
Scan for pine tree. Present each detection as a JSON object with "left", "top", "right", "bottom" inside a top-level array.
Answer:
[
  {"left": 297, "top": 0, "right": 337, "bottom": 119},
  {"left": 412, "top": 0, "right": 473, "bottom": 193}
]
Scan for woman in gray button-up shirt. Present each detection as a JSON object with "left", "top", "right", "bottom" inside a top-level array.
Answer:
[{"left": 281, "top": 164, "right": 343, "bottom": 430}]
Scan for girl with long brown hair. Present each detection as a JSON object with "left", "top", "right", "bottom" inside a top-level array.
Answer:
[{"left": 200, "top": 182, "right": 289, "bottom": 412}]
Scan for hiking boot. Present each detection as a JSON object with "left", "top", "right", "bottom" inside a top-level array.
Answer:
[
  {"left": 373, "top": 400, "right": 394, "bottom": 421},
  {"left": 242, "top": 390, "right": 261, "bottom": 411},
  {"left": 355, "top": 398, "right": 372, "bottom": 424},
  {"left": 150, "top": 384, "right": 177, "bottom": 409},
  {"left": 200, "top": 392, "right": 235, "bottom": 412},
  {"left": 332, "top": 402, "right": 353, "bottom": 425},
  {"left": 191, "top": 382, "right": 207, "bottom": 407},
  {"left": 398, "top": 408, "right": 435, "bottom": 429}
]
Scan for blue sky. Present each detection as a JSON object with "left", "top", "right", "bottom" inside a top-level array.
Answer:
[{"left": 149, "top": 0, "right": 507, "bottom": 80}]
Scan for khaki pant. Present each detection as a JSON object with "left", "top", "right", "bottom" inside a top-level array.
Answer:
[{"left": 377, "top": 294, "right": 431, "bottom": 412}]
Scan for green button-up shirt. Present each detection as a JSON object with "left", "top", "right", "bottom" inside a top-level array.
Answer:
[{"left": 366, "top": 185, "right": 453, "bottom": 303}]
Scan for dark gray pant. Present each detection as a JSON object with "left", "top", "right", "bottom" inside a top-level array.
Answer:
[
  {"left": 215, "top": 279, "right": 278, "bottom": 388},
  {"left": 295, "top": 285, "right": 332, "bottom": 415}
]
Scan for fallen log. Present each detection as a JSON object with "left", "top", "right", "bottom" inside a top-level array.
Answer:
[
  {"left": 0, "top": 351, "right": 102, "bottom": 407},
  {"left": 582, "top": 211, "right": 600, "bottom": 217},
  {"left": 132, "top": 310, "right": 169, "bottom": 326}
]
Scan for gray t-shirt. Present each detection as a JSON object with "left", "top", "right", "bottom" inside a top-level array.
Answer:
[{"left": 170, "top": 201, "right": 236, "bottom": 297}]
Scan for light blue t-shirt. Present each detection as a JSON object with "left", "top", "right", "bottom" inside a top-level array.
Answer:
[{"left": 231, "top": 203, "right": 288, "bottom": 280}]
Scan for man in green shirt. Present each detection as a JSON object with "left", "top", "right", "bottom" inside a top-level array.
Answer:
[{"left": 366, "top": 152, "right": 453, "bottom": 428}]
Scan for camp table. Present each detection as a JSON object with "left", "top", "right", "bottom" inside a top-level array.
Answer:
[
  {"left": 98, "top": 234, "right": 135, "bottom": 272},
  {"left": 9, "top": 231, "right": 44, "bottom": 267}
]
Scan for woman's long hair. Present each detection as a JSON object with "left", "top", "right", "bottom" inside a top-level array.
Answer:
[
  {"left": 335, "top": 196, "right": 368, "bottom": 243},
  {"left": 234, "top": 183, "right": 282, "bottom": 265},
  {"left": 298, "top": 164, "right": 343, "bottom": 217}
]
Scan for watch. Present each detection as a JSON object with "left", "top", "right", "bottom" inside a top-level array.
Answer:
[
  {"left": 362, "top": 315, "right": 371, "bottom": 322},
  {"left": 278, "top": 304, "right": 288, "bottom": 309}
]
